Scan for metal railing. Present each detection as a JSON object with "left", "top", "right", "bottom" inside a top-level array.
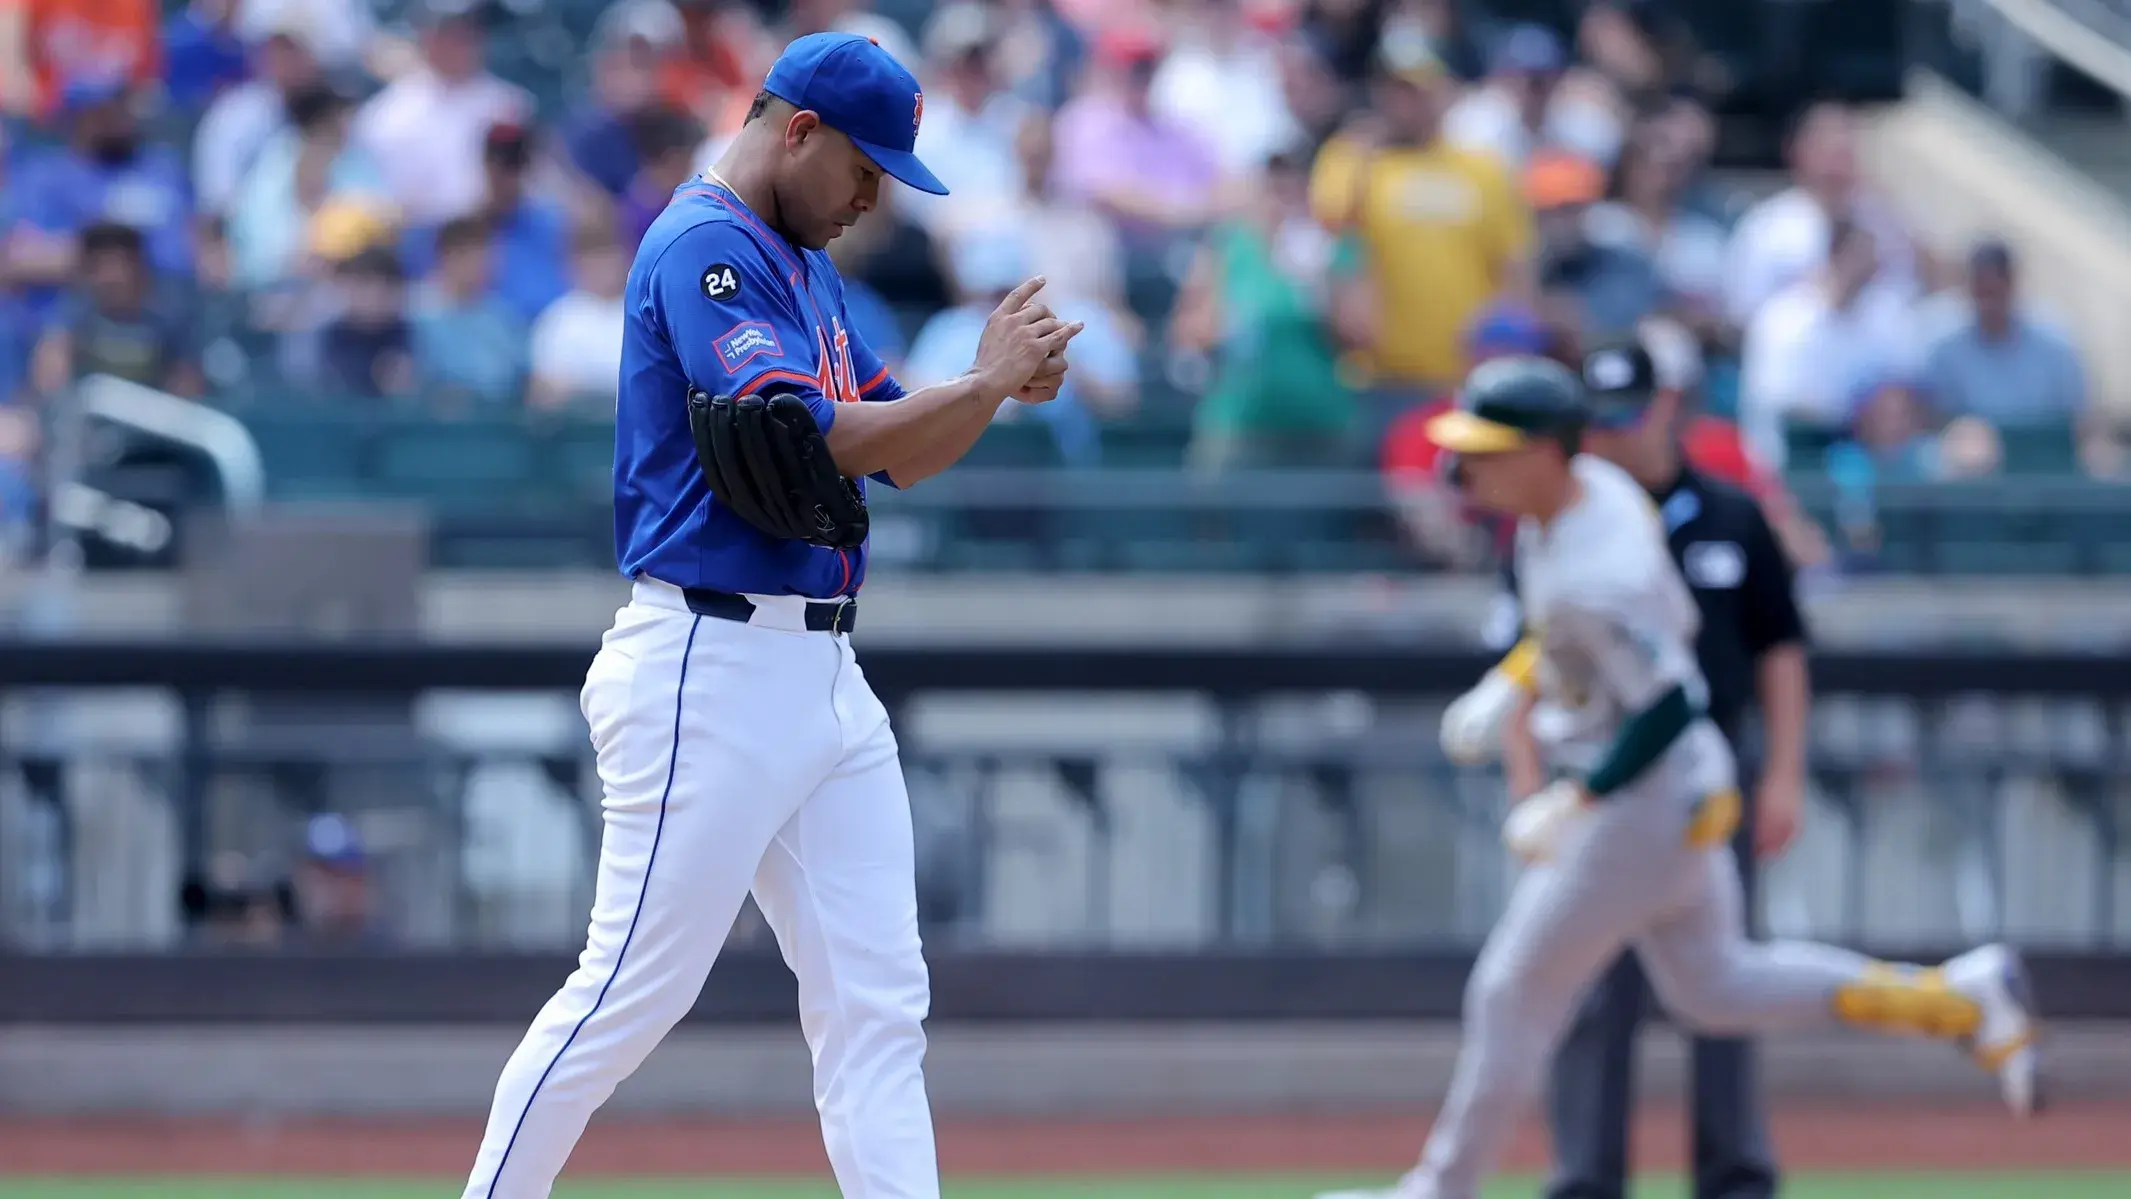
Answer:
[{"left": 0, "top": 640, "right": 2128, "bottom": 1020}]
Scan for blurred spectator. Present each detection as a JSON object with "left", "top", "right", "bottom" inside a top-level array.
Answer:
[
  {"left": 1446, "top": 22, "right": 1621, "bottom": 173},
  {"left": 293, "top": 814, "right": 379, "bottom": 945},
  {"left": 228, "top": 82, "right": 387, "bottom": 291},
  {"left": 1526, "top": 149, "right": 1665, "bottom": 344},
  {"left": 300, "top": 244, "right": 416, "bottom": 398},
  {"left": 657, "top": 0, "right": 770, "bottom": 141},
  {"left": 528, "top": 223, "right": 627, "bottom": 412},
  {"left": 1723, "top": 100, "right": 1917, "bottom": 328},
  {"left": 904, "top": 232, "right": 1139, "bottom": 466},
  {"left": 233, "top": 0, "right": 379, "bottom": 78},
  {"left": 31, "top": 222, "right": 203, "bottom": 398},
  {"left": 0, "top": 408, "right": 40, "bottom": 548},
  {"left": 1583, "top": 119, "right": 1730, "bottom": 326},
  {"left": 1739, "top": 217, "right": 1917, "bottom": 467},
  {"left": 411, "top": 215, "right": 525, "bottom": 407},
  {"left": 1310, "top": 33, "right": 1531, "bottom": 429},
  {"left": 616, "top": 105, "right": 706, "bottom": 253},
  {"left": 162, "top": 0, "right": 250, "bottom": 111},
  {"left": 351, "top": 0, "right": 532, "bottom": 228},
  {"left": 1150, "top": 0, "right": 1302, "bottom": 179},
  {"left": 905, "top": 3, "right": 1031, "bottom": 240},
  {"left": 952, "top": 112, "right": 1125, "bottom": 310},
  {"left": 1171, "top": 146, "right": 1364, "bottom": 471},
  {"left": 989, "top": 0, "right": 1085, "bottom": 111},
  {"left": 1052, "top": 27, "right": 1223, "bottom": 242},
  {"left": 189, "top": 214, "right": 257, "bottom": 392},
  {"left": 193, "top": 19, "right": 326, "bottom": 218},
  {"left": 1924, "top": 240, "right": 2086, "bottom": 428},
  {"left": 3, "top": 77, "right": 194, "bottom": 322},
  {"left": 1824, "top": 376, "right": 2000, "bottom": 566},
  {"left": 180, "top": 852, "right": 295, "bottom": 948},
  {"left": 404, "top": 123, "right": 569, "bottom": 324},
  {"left": 0, "top": 0, "right": 161, "bottom": 120},
  {"left": 1276, "top": 35, "right": 1352, "bottom": 156},
  {"left": 563, "top": 0, "right": 683, "bottom": 204},
  {"left": 1577, "top": 1, "right": 1665, "bottom": 101},
  {"left": 1385, "top": 0, "right": 1487, "bottom": 81},
  {"left": 1296, "top": 0, "right": 1389, "bottom": 86}
]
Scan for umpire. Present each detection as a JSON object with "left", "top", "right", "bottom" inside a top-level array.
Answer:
[{"left": 1492, "top": 327, "right": 1812, "bottom": 1199}]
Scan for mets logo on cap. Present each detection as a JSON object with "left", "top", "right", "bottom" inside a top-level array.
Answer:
[{"left": 913, "top": 91, "right": 923, "bottom": 136}]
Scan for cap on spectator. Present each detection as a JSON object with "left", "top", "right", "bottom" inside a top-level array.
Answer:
[
  {"left": 252, "top": 10, "right": 325, "bottom": 54},
  {"left": 1524, "top": 150, "right": 1605, "bottom": 210},
  {"left": 1844, "top": 371, "right": 1928, "bottom": 422},
  {"left": 763, "top": 32, "right": 947, "bottom": 195},
  {"left": 310, "top": 200, "right": 396, "bottom": 263},
  {"left": 59, "top": 71, "right": 129, "bottom": 115},
  {"left": 922, "top": 2, "right": 994, "bottom": 65},
  {"left": 305, "top": 814, "right": 367, "bottom": 868},
  {"left": 1494, "top": 24, "right": 1565, "bottom": 75},
  {"left": 485, "top": 120, "right": 534, "bottom": 167},
  {"left": 1376, "top": 24, "right": 1447, "bottom": 86},
  {"left": 593, "top": 0, "right": 684, "bottom": 50},
  {"left": 1097, "top": 25, "right": 1166, "bottom": 69},
  {"left": 1465, "top": 302, "right": 1552, "bottom": 359},
  {"left": 1969, "top": 237, "right": 2015, "bottom": 275}
]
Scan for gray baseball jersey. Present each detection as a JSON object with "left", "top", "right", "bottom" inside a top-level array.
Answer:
[
  {"left": 1517, "top": 456, "right": 1734, "bottom": 803},
  {"left": 1403, "top": 456, "right": 1872, "bottom": 1199}
]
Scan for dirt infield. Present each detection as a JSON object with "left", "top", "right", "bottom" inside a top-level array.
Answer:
[{"left": 3, "top": 1104, "right": 2128, "bottom": 1177}]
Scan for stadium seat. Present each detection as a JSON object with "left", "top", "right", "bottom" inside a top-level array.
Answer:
[
  {"left": 242, "top": 409, "right": 375, "bottom": 501},
  {"left": 372, "top": 418, "right": 543, "bottom": 504},
  {"left": 1997, "top": 424, "right": 2080, "bottom": 475},
  {"left": 543, "top": 419, "right": 618, "bottom": 502},
  {"left": 962, "top": 422, "right": 1063, "bottom": 468}
]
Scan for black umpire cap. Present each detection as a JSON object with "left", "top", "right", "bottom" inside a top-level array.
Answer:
[{"left": 1580, "top": 338, "right": 1660, "bottom": 431}]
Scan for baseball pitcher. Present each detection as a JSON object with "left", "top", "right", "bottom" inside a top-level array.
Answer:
[
  {"left": 461, "top": 32, "right": 1080, "bottom": 1199},
  {"left": 1324, "top": 357, "right": 2040, "bottom": 1199}
]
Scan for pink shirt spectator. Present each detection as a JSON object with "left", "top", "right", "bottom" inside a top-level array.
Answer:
[{"left": 1048, "top": 27, "right": 1222, "bottom": 236}]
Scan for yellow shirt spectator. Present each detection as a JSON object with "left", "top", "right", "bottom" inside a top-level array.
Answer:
[{"left": 1310, "top": 134, "right": 1532, "bottom": 388}]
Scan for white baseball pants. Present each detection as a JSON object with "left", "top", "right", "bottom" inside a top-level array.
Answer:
[{"left": 463, "top": 580, "right": 936, "bottom": 1199}]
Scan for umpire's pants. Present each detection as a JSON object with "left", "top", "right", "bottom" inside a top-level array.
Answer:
[{"left": 1542, "top": 802, "right": 1777, "bottom": 1199}]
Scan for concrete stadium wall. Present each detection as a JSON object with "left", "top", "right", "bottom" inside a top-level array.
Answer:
[{"left": 5, "top": 1021, "right": 2130, "bottom": 1117}]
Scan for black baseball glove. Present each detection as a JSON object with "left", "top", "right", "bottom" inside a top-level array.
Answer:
[{"left": 686, "top": 387, "right": 869, "bottom": 550}]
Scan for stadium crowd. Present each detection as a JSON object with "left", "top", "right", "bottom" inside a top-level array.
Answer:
[{"left": 0, "top": 0, "right": 2117, "bottom": 574}]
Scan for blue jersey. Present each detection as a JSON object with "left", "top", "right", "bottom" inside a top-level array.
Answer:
[{"left": 614, "top": 178, "right": 906, "bottom": 598}]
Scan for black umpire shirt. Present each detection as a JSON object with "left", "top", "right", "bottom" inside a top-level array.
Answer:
[{"left": 1491, "top": 465, "right": 1808, "bottom": 746}]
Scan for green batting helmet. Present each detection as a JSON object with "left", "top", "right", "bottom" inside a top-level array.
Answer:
[{"left": 1425, "top": 354, "right": 1589, "bottom": 458}]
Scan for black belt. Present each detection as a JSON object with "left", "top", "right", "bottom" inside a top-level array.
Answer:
[{"left": 682, "top": 588, "right": 857, "bottom": 634}]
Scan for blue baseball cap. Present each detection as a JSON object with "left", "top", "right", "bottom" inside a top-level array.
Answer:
[
  {"left": 762, "top": 32, "right": 948, "bottom": 196},
  {"left": 1494, "top": 24, "right": 1565, "bottom": 76}
]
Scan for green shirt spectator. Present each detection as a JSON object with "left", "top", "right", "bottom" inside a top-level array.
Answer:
[{"left": 1176, "top": 205, "right": 1366, "bottom": 471}]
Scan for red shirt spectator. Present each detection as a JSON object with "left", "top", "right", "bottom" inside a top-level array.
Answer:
[{"left": 2, "top": 0, "right": 160, "bottom": 119}]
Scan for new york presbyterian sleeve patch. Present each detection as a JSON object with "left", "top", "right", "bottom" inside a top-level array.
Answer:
[{"left": 714, "top": 320, "right": 785, "bottom": 373}]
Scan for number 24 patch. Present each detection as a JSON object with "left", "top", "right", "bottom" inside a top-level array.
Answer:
[{"left": 701, "top": 262, "right": 742, "bottom": 301}]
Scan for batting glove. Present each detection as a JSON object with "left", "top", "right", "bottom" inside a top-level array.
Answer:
[
  {"left": 1503, "top": 779, "right": 1592, "bottom": 863},
  {"left": 1440, "top": 669, "right": 1525, "bottom": 765}
]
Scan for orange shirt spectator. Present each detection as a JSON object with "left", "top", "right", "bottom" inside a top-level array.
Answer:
[
  {"left": 657, "top": 5, "right": 766, "bottom": 141},
  {"left": 1, "top": 0, "right": 160, "bottom": 119}
]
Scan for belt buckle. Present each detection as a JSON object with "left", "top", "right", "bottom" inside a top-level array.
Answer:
[{"left": 828, "top": 599, "right": 850, "bottom": 635}]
